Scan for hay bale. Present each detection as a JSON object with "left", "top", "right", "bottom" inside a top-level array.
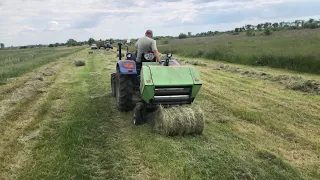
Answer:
[
  {"left": 152, "top": 105, "right": 204, "bottom": 136},
  {"left": 75, "top": 60, "right": 86, "bottom": 66}
]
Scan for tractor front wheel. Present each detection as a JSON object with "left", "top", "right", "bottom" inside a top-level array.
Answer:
[{"left": 116, "top": 71, "right": 133, "bottom": 112}]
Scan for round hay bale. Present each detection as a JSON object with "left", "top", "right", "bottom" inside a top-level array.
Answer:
[
  {"left": 152, "top": 105, "right": 204, "bottom": 136},
  {"left": 75, "top": 60, "right": 86, "bottom": 67}
]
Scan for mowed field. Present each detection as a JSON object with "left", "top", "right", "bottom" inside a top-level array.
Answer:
[{"left": 0, "top": 46, "right": 320, "bottom": 179}]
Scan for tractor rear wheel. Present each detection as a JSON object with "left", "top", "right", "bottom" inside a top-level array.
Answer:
[
  {"left": 116, "top": 71, "right": 133, "bottom": 112},
  {"left": 111, "top": 73, "right": 116, "bottom": 97}
]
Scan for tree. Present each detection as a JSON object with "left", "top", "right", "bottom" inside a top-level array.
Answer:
[
  {"left": 272, "top": 23, "right": 279, "bottom": 29},
  {"left": 188, "top": 32, "right": 192, "bottom": 37},
  {"left": 235, "top": 28, "right": 240, "bottom": 32},
  {"left": 264, "top": 22, "right": 271, "bottom": 29},
  {"left": 48, "top": 44, "right": 55, "bottom": 47},
  {"left": 88, "top": 38, "right": 95, "bottom": 45},
  {"left": 294, "top": 20, "right": 301, "bottom": 27},
  {"left": 55, "top": 43, "right": 59, "bottom": 47},
  {"left": 178, "top": 33, "right": 187, "bottom": 39},
  {"left": 0, "top": 43, "right": 4, "bottom": 49},
  {"left": 257, "top": 24, "right": 263, "bottom": 31},
  {"left": 207, "top": 31, "right": 214, "bottom": 36},
  {"left": 245, "top": 24, "right": 253, "bottom": 30},
  {"left": 67, "top": 39, "right": 77, "bottom": 46},
  {"left": 308, "top": 18, "right": 315, "bottom": 23}
]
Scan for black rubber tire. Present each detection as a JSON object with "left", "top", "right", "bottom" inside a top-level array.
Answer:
[
  {"left": 133, "top": 102, "right": 145, "bottom": 125},
  {"left": 111, "top": 73, "right": 116, "bottom": 97},
  {"left": 115, "top": 71, "right": 133, "bottom": 112}
]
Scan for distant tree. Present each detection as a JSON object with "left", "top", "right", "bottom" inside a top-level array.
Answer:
[
  {"left": 188, "top": 32, "right": 192, "bottom": 37},
  {"left": 48, "top": 44, "right": 55, "bottom": 47},
  {"left": 256, "top": 24, "right": 263, "bottom": 31},
  {"left": 178, "top": 33, "right": 187, "bottom": 39},
  {"left": 245, "top": 24, "right": 253, "bottom": 30},
  {"left": 272, "top": 23, "right": 279, "bottom": 30},
  {"left": 263, "top": 22, "right": 271, "bottom": 29},
  {"left": 235, "top": 28, "right": 240, "bottom": 32},
  {"left": 0, "top": 43, "right": 4, "bottom": 49},
  {"left": 308, "top": 18, "right": 315, "bottom": 24},
  {"left": 88, "top": 38, "right": 95, "bottom": 45},
  {"left": 294, "top": 20, "right": 301, "bottom": 27},
  {"left": 207, "top": 31, "right": 214, "bottom": 36},
  {"left": 67, "top": 39, "right": 77, "bottom": 46},
  {"left": 55, "top": 43, "right": 59, "bottom": 47}
]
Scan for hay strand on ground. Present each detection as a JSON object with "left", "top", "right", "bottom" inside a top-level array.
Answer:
[{"left": 152, "top": 105, "right": 204, "bottom": 136}]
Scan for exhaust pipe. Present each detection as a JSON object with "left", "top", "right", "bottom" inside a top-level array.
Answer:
[{"left": 118, "top": 43, "right": 122, "bottom": 60}]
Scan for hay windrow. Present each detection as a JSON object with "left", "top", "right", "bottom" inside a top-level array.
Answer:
[{"left": 152, "top": 105, "right": 204, "bottom": 136}]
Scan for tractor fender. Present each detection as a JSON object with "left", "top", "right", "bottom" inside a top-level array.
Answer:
[{"left": 117, "top": 60, "right": 137, "bottom": 75}]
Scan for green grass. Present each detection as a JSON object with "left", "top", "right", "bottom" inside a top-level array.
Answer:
[
  {"left": 158, "top": 29, "right": 320, "bottom": 74},
  {"left": 1, "top": 49, "right": 319, "bottom": 179},
  {"left": 0, "top": 46, "right": 84, "bottom": 83}
]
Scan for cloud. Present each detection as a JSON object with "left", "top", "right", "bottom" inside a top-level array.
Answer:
[
  {"left": 0, "top": 0, "right": 320, "bottom": 46},
  {"left": 45, "top": 21, "right": 70, "bottom": 31}
]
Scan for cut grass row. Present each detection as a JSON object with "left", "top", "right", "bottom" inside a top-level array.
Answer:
[
  {"left": 0, "top": 47, "right": 84, "bottom": 83},
  {"left": 158, "top": 29, "right": 320, "bottom": 74}
]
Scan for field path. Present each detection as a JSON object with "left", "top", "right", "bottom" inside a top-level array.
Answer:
[{"left": 0, "top": 48, "right": 319, "bottom": 180}]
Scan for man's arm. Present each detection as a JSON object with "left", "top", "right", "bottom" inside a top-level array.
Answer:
[{"left": 151, "top": 40, "right": 160, "bottom": 62}]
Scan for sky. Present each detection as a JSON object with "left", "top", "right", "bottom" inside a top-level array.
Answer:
[{"left": 0, "top": 0, "right": 320, "bottom": 46}]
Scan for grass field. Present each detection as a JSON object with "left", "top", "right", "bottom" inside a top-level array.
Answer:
[
  {"left": 0, "top": 46, "right": 84, "bottom": 83},
  {"left": 0, "top": 47, "right": 319, "bottom": 179},
  {"left": 158, "top": 29, "right": 320, "bottom": 74}
]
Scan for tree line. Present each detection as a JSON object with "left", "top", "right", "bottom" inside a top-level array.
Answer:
[
  {"left": 3, "top": 18, "right": 319, "bottom": 49},
  {"left": 177, "top": 18, "right": 320, "bottom": 39}
]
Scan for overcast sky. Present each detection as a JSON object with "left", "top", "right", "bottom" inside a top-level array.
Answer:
[{"left": 0, "top": 0, "right": 320, "bottom": 46}]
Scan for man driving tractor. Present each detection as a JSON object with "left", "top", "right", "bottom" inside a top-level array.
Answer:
[{"left": 135, "top": 30, "right": 160, "bottom": 63}]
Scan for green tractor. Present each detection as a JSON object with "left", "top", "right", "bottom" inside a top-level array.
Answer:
[{"left": 111, "top": 43, "right": 204, "bottom": 135}]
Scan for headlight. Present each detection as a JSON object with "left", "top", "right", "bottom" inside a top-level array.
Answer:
[
  {"left": 126, "top": 53, "right": 132, "bottom": 59},
  {"left": 167, "top": 53, "right": 172, "bottom": 58}
]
